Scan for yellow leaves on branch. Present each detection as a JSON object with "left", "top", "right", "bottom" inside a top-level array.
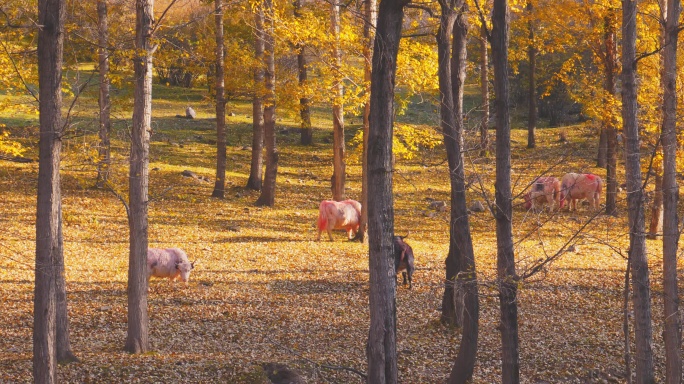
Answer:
[{"left": 350, "top": 124, "right": 442, "bottom": 162}]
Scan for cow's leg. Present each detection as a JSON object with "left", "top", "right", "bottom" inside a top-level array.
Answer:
[
  {"left": 347, "top": 228, "right": 353, "bottom": 240},
  {"left": 327, "top": 229, "right": 334, "bottom": 241},
  {"left": 316, "top": 230, "right": 322, "bottom": 241}
]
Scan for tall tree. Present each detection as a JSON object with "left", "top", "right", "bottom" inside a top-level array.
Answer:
[
  {"left": 603, "top": 11, "right": 619, "bottom": 215},
  {"left": 660, "top": 0, "right": 681, "bottom": 378},
  {"left": 294, "top": 0, "right": 313, "bottom": 146},
  {"left": 526, "top": 0, "right": 536, "bottom": 149},
  {"left": 125, "top": 0, "right": 154, "bottom": 354},
  {"left": 255, "top": 0, "right": 278, "bottom": 206},
  {"left": 621, "top": 0, "right": 655, "bottom": 379},
  {"left": 357, "top": 0, "right": 377, "bottom": 243},
  {"left": 34, "top": 0, "right": 67, "bottom": 379},
  {"left": 95, "top": 0, "right": 111, "bottom": 189},
  {"left": 331, "top": 0, "right": 346, "bottom": 201},
  {"left": 212, "top": 0, "right": 227, "bottom": 198},
  {"left": 436, "top": 0, "right": 461, "bottom": 327},
  {"left": 647, "top": 0, "right": 667, "bottom": 239},
  {"left": 247, "top": 6, "right": 265, "bottom": 191},
  {"left": 492, "top": 0, "right": 520, "bottom": 380},
  {"left": 366, "top": 0, "right": 408, "bottom": 380},
  {"left": 447, "top": 7, "right": 480, "bottom": 384},
  {"left": 479, "top": 26, "right": 490, "bottom": 156}
]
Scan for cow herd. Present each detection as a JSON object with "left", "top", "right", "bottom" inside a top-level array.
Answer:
[
  {"left": 146, "top": 199, "right": 415, "bottom": 288},
  {"left": 145, "top": 172, "right": 603, "bottom": 289},
  {"left": 523, "top": 172, "right": 604, "bottom": 213}
]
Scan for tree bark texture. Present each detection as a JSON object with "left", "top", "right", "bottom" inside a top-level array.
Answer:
[
  {"left": 96, "top": 0, "right": 111, "bottom": 189},
  {"left": 212, "top": 0, "right": 227, "bottom": 198},
  {"left": 357, "top": 0, "right": 377, "bottom": 243},
  {"left": 256, "top": 0, "right": 278, "bottom": 207},
  {"left": 366, "top": 0, "right": 406, "bottom": 381},
  {"left": 446, "top": 8, "right": 479, "bottom": 384},
  {"left": 125, "top": 0, "right": 153, "bottom": 354},
  {"left": 34, "top": 0, "right": 67, "bottom": 379},
  {"left": 331, "top": 0, "right": 346, "bottom": 201},
  {"left": 294, "top": 0, "right": 313, "bottom": 146},
  {"left": 247, "top": 7, "right": 265, "bottom": 191},
  {"left": 492, "top": 0, "right": 520, "bottom": 381},
  {"left": 479, "top": 27, "right": 490, "bottom": 157},
  {"left": 55, "top": 217, "right": 77, "bottom": 363},
  {"left": 526, "top": 0, "right": 536, "bottom": 149},
  {"left": 661, "top": 0, "right": 681, "bottom": 379},
  {"left": 622, "top": 0, "right": 655, "bottom": 380}
]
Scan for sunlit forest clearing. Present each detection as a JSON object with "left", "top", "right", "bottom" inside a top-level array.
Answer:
[{"left": 1, "top": 77, "right": 680, "bottom": 383}]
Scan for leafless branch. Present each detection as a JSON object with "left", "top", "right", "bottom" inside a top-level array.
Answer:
[{"left": 268, "top": 339, "right": 367, "bottom": 380}]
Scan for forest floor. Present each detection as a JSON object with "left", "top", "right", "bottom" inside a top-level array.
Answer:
[{"left": 0, "top": 84, "right": 680, "bottom": 383}]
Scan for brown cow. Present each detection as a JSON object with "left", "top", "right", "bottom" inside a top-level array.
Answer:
[
  {"left": 559, "top": 172, "right": 603, "bottom": 211},
  {"left": 524, "top": 176, "right": 561, "bottom": 212},
  {"left": 316, "top": 199, "right": 362, "bottom": 241}
]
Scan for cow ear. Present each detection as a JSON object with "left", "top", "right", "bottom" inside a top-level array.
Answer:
[{"left": 175, "top": 260, "right": 181, "bottom": 269}]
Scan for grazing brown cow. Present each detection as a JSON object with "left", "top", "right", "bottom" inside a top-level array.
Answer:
[
  {"left": 559, "top": 172, "right": 603, "bottom": 211},
  {"left": 524, "top": 176, "right": 561, "bottom": 212},
  {"left": 316, "top": 199, "right": 362, "bottom": 241}
]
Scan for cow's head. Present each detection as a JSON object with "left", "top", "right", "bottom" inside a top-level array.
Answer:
[
  {"left": 175, "top": 260, "right": 196, "bottom": 282},
  {"left": 523, "top": 192, "right": 532, "bottom": 210}
]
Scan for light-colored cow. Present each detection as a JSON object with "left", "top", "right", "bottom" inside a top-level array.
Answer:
[
  {"left": 316, "top": 199, "right": 362, "bottom": 241},
  {"left": 147, "top": 248, "right": 196, "bottom": 282},
  {"left": 523, "top": 176, "right": 561, "bottom": 212},
  {"left": 560, "top": 172, "right": 603, "bottom": 211}
]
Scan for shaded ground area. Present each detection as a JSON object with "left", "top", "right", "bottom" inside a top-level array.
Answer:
[{"left": 0, "top": 91, "right": 681, "bottom": 383}]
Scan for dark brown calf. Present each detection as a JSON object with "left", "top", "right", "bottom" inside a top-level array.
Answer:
[{"left": 394, "top": 236, "right": 415, "bottom": 289}]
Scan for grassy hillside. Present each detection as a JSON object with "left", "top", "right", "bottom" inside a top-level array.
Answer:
[{"left": 0, "top": 82, "right": 678, "bottom": 383}]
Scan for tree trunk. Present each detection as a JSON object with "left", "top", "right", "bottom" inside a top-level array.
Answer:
[
  {"left": 647, "top": 170, "right": 663, "bottom": 238},
  {"left": 247, "top": 7, "right": 265, "bottom": 191},
  {"left": 294, "top": 0, "right": 313, "bottom": 146},
  {"left": 661, "top": 0, "right": 681, "bottom": 379},
  {"left": 331, "top": 0, "right": 346, "bottom": 201},
  {"left": 357, "top": 0, "right": 377, "bottom": 243},
  {"left": 255, "top": 0, "right": 277, "bottom": 207},
  {"left": 603, "top": 12, "right": 618, "bottom": 215},
  {"left": 34, "top": 0, "right": 67, "bottom": 379},
  {"left": 622, "top": 0, "right": 655, "bottom": 379},
  {"left": 55, "top": 220, "right": 78, "bottom": 363},
  {"left": 125, "top": 0, "right": 153, "bottom": 354},
  {"left": 605, "top": 122, "right": 618, "bottom": 214},
  {"left": 446, "top": 8, "right": 479, "bottom": 384},
  {"left": 436, "top": 0, "right": 459, "bottom": 327},
  {"left": 366, "top": 0, "right": 406, "bottom": 381},
  {"left": 212, "top": 0, "right": 227, "bottom": 198},
  {"left": 526, "top": 0, "right": 536, "bottom": 149},
  {"left": 597, "top": 127, "right": 607, "bottom": 168},
  {"left": 96, "top": 0, "right": 111, "bottom": 189},
  {"left": 492, "top": 0, "right": 520, "bottom": 381},
  {"left": 479, "top": 27, "right": 490, "bottom": 157}
]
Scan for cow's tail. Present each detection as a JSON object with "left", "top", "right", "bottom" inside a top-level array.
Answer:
[
  {"left": 553, "top": 180, "right": 561, "bottom": 206},
  {"left": 596, "top": 177, "right": 604, "bottom": 201},
  {"left": 317, "top": 203, "right": 328, "bottom": 232}
]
